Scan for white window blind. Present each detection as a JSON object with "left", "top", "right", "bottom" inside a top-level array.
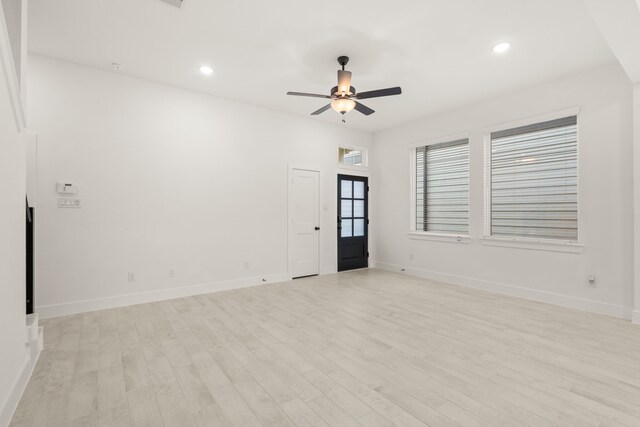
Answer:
[
  {"left": 416, "top": 139, "right": 469, "bottom": 234},
  {"left": 339, "top": 147, "right": 366, "bottom": 166},
  {"left": 489, "top": 116, "right": 578, "bottom": 240}
]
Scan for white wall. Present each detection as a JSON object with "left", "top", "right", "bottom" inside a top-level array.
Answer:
[
  {"left": 0, "top": 0, "right": 21, "bottom": 84},
  {"left": 0, "top": 83, "right": 27, "bottom": 425},
  {"left": 27, "top": 55, "right": 637, "bottom": 321},
  {"left": 634, "top": 83, "right": 640, "bottom": 324},
  {"left": 372, "top": 64, "right": 635, "bottom": 318},
  {"left": 28, "top": 55, "right": 373, "bottom": 317},
  {"left": 0, "top": 5, "right": 28, "bottom": 426}
]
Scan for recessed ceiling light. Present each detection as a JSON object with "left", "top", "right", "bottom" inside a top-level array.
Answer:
[
  {"left": 199, "top": 65, "right": 213, "bottom": 75},
  {"left": 111, "top": 62, "right": 125, "bottom": 71},
  {"left": 493, "top": 42, "right": 511, "bottom": 54}
]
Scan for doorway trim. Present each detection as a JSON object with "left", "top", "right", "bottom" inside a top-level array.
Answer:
[{"left": 287, "top": 163, "right": 322, "bottom": 278}]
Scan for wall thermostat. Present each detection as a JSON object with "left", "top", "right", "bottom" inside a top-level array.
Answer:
[{"left": 57, "top": 183, "right": 77, "bottom": 194}]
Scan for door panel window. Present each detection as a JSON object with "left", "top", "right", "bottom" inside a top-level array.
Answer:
[
  {"left": 341, "top": 180, "right": 352, "bottom": 198},
  {"left": 341, "top": 200, "right": 353, "bottom": 218},
  {"left": 353, "top": 200, "right": 365, "bottom": 217},
  {"left": 354, "top": 181, "right": 365, "bottom": 199},
  {"left": 353, "top": 219, "right": 365, "bottom": 237},
  {"left": 341, "top": 219, "right": 352, "bottom": 237}
]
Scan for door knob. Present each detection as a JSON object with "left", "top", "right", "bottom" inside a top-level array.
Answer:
[{"left": 314, "top": 227, "right": 320, "bottom": 231}]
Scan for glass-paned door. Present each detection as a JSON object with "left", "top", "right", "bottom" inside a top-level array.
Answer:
[{"left": 338, "top": 175, "right": 368, "bottom": 271}]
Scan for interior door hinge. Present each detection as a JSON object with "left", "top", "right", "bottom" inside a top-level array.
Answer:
[
  {"left": 367, "top": 186, "right": 370, "bottom": 192},
  {"left": 367, "top": 252, "right": 370, "bottom": 258},
  {"left": 367, "top": 219, "right": 370, "bottom": 225}
]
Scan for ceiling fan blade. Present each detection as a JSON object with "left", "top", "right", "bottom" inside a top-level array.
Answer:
[
  {"left": 287, "top": 91, "right": 331, "bottom": 99},
  {"left": 354, "top": 101, "right": 375, "bottom": 116},
  {"left": 337, "top": 70, "right": 352, "bottom": 94},
  {"left": 355, "top": 87, "right": 402, "bottom": 100},
  {"left": 311, "top": 104, "right": 332, "bottom": 115}
]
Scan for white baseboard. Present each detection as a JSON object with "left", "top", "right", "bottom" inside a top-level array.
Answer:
[
  {"left": 320, "top": 266, "right": 338, "bottom": 275},
  {"left": 374, "top": 261, "right": 633, "bottom": 320},
  {"left": 633, "top": 310, "right": 640, "bottom": 325},
  {"left": 37, "top": 273, "right": 292, "bottom": 319}
]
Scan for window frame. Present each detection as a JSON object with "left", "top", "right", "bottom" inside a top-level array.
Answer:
[
  {"left": 409, "top": 133, "right": 471, "bottom": 243},
  {"left": 337, "top": 145, "right": 368, "bottom": 170},
  {"left": 482, "top": 107, "right": 584, "bottom": 252}
]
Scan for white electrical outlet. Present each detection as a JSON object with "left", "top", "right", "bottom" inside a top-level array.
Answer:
[
  {"left": 128, "top": 272, "right": 136, "bottom": 282},
  {"left": 409, "top": 253, "right": 414, "bottom": 260},
  {"left": 243, "top": 261, "right": 249, "bottom": 269},
  {"left": 58, "top": 198, "right": 81, "bottom": 208},
  {"left": 169, "top": 269, "right": 175, "bottom": 278},
  {"left": 587, "top": 275, "right": 596, "bottom": 288}
]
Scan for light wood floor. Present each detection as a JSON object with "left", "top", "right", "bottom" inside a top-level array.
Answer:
[{"left": 10, "top": 269, "right": 640, "bottom": 427}]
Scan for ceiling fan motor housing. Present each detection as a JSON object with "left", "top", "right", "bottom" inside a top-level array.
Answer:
[{"left": 331, "top": 86, "right": 356, "bottom": 97}]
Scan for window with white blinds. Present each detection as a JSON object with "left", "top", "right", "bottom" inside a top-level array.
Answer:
[
  {"left": 416, "top": 139, "right": 469, "bottom": 234},
  {"left": 489, "top": 116, "right": 578, "bottom": 241}
]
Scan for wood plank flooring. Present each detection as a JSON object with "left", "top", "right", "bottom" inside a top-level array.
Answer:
[{"left": 10, "top": 269, "right": 640, "bottom": 426}]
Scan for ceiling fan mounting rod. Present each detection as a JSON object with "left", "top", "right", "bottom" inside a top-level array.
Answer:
[{"left": 337, "top": 56, "right": 349, "bottom": 70}]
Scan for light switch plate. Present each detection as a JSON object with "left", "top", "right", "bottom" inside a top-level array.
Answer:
[
  {"left": 57, "top": 183, "right": 77, "bottom": 194},
  {"left": 58, "top": 198, "right": 81, "bottom": 208}
]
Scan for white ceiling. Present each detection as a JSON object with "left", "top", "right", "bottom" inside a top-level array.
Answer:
[
  {"left": 583, "top": 0, "right": 640, "bottom": 83},
  {"left": 27, "top": 0, "right": 616, "bottom": 132}
]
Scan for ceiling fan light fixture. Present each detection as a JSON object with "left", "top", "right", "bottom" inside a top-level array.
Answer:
[{"left": 331, "top": 98, "right": 356, "bottom": 114}]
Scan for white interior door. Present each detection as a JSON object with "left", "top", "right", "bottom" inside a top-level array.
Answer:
[{"left": 291, "top": 169, "right": 320, "bottom": 278}]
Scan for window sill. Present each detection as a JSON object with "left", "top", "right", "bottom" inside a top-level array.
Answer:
[
  {"left": 481, "top": 236, "right": 584, "bottom": 253},
  {"left": 407, "top": 232, "right": 471, "bottom": 244}
]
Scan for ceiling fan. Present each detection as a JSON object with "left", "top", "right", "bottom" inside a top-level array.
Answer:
[{"left": 287, "top": 56, "right": 402, "bottom": 120}]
